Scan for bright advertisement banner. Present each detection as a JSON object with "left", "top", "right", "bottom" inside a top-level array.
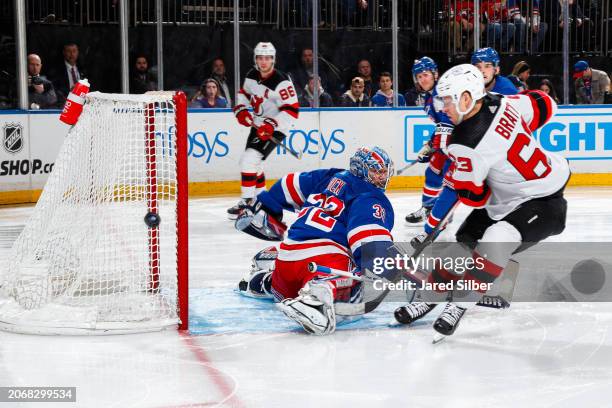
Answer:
[
  {"left": 28, "top": 113, "right": 67, "bottom": 189},
  {"left": 185, "top": 110, "right": 321, "bottom": 181},
  {"left": 0, "top": 113, "right": 32, "bottom": 192},
  {"left": 2, "top": 105, "right": 612, "bottom": 195}
]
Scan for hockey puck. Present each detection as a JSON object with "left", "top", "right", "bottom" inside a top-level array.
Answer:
[
  {"left": 570, "top": 258, "right": 606, "bottom": 295},
  {"left": 144, "top": 212, "right": 161, "bottom": 228}
]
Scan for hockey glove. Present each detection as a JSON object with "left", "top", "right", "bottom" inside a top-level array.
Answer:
[
  {"left": 431, "top": 123, "right": 453, "bottom": 153},
  {"left": 416, "top": 143, "right": 434, "bottom": 163},
  {"left": 234, "top": 105, "right": 253, "bottom": 127},
  {"left": 235, "top": 199, "right": 287, "bottom": 241},
  {"left": 256, "top": 118, "right": 277, "bottom": 141}
]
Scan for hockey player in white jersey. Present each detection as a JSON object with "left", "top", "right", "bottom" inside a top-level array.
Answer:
[
  {"left": 227, "top": 42, "right": 300, "bottom": 219},
  {"left": 394, "top": 64, "right": 570, "bottom": 338}
]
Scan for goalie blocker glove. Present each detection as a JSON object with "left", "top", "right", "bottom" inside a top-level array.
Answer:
[{"left": 235, "top": 198, "right": 287, "bottom": 241}]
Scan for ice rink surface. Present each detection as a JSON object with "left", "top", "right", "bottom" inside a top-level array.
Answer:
[{"left": 1, "top": 187, "right": 612, "bottom": 408}]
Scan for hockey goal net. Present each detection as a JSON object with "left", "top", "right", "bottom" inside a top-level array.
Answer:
[{"left": 0, "top": 91, "right": 188, "bottom": 334}]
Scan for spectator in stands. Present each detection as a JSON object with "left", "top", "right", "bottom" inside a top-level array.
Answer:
[
  {"left": 508, "top": 0, "right": 548, "bottom": 53},
  {"left": 371, "top": 72, "right": 406, "bottom": 107},
  {"left": 130, "top": 55, "right": 157, "bottom": 94},
  {"left": 210, "top": 57, "right": 232, "bottom": 106},
  {"left": 573, "top": 60, "right": 611, "bottom": 104},
  {"left": 482, "top": 0, "right": 515, "bottom": 52},
  {"left": 508, "top": 61, "right": 530, "bottom": 92},
  {"left": 447, "top": 0, "right": 475, "bottom": 53},
  {"left": 190, "top": 79, "right": 228, "bottom": 108},
  {"left": 27, "top": 53, "right": 57, "bottom": 109},
  {"left": 298, "top": 75, "right": 333, "bottom": 107},
  {"left": 550, "top": 0, "right": 590, "bottom": 52},
  {"left": 338, "top": 76, "right": 371, "bottom": 107},
  {"left": 52, "top": 42, "right": 87, "bottom": 103},
  {"left": 342, "top": 0, "right": 370, "bottom": 28},
  {"left": 538, "top": 78, "right": 560, "bottom": 103},
  {"left": 356, "top": 59, "right": 378, "bottom": 98},
  {"left": 290, "top": 48, "right": 328, "bottom": 92}
]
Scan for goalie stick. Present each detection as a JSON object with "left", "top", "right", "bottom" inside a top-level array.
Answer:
[
  {"left": 335, "top": 200, "right": 461, "bottom": 316},
  {"left": 308, "top": 262, "right": 373, "bottom": 282},
  {"left": 396, "top": 160, "right": 419, "bottom": 175}
]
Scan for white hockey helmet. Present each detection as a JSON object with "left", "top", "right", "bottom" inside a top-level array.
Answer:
[
  {"left": 253, "top": 42, "right": 276, "bottom": 70},
  {"left": 434, "top": 64, "right": 485, "bottom": 123}
]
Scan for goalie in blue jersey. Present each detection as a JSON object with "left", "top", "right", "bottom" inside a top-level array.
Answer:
[{"left": 235, "top": 146, "right": 395, "bottom": 335}]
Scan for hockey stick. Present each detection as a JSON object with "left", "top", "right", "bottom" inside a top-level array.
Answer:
[
  {"left": 335, "top": 200, "right": 461, "bottom": 316},
  {"left": 251, "top": 123, "right": 302, "bottom": 159},
  {"left": 270, "top": 135, "right": 302, "bottom": 160},
  {"left": 396, "top": 160, "right": 419, "bottom": 175},
  {"left": 396, "top": 143, "right": 434, "bottom": 175},
  {"left": 308, "top": 262, "right": 371, "bottom": 282}
]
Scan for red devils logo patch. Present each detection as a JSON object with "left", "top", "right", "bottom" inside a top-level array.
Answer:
[{"left": 251, "top": 90, "right": 268, "bottom": 115}]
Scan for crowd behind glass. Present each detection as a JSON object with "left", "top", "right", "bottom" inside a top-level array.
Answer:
[{"left": 2, "top": 0, "right": 611, "bottom": 110}]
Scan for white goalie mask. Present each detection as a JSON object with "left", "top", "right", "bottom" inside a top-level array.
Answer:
[
  {"left": 253, "top": 42, "right": 276, "bottom": 71},
  {"left": 434, "top": 64, "right": 485, "bottom": 124}
]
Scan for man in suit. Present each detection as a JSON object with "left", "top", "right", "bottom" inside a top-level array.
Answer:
[{"left": 53, "top": 43, "right": 87, "bottom": 103}]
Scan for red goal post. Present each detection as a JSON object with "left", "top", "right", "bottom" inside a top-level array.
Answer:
[{"left": 0, "top": 91, "right": 189, "bottom": 334}]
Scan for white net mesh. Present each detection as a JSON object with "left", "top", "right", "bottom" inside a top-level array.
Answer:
[{"left": 0, "top": 92, "right": 185, "bottom": 334}]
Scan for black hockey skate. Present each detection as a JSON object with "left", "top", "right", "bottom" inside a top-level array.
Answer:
[
  {"left": 410, "top": 232, "right": 428, "bottom": 249},
  {"left": 394, "top": 302, "right": 437, "bottom": 325},
  {"left": 405, "top": 206, "right": 431, "bottom": 224},
  {"left": 227, "top": 198, "right": 253, "bottom": 220},
  {"left": 433, "top": 302, "right": 467, "bottom": 336}
]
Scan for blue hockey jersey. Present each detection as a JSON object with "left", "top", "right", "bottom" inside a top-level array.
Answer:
[
  {"left": 491, "top": 75, "right": 518, "bottom": 95},
  {"left": 257, "top": 168, "right": 394, "bottom": 270}
]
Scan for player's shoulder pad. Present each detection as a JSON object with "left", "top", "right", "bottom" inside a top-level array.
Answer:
[
  {"left": 307, "top": 168, "right": 348, "bottom": 190},
  {"left": 451, "top": 93, "right": 503, "bottom": 149},
  {"left": 494, "top": 75, "right": 519, "bottom": 95},
  {"left": 245, "top": 68, "right": 259, "bottom": 82},
  {"left": 261, "top": 69, "right": 292, "bottom": 90},
  {"left": 516, "top": 89, "right": 557, "bottom": 131}
]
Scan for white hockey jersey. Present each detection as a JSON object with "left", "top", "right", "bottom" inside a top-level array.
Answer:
[
  {"left": 235, "top": 68, "right": 299, "bottom": 134},
  {"left": 445, "top": 91, "right": 570, "bottom": 220}
]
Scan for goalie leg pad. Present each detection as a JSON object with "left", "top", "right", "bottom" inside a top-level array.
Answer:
[
  {"left": 238, "top": 269, "right": 274, "bottom": 299},
  {"left": 238, "top": 246, "right": 277, "bottom": 298},
  {"left": 277, "top": 280, "right": 336, "bottom": 335}
]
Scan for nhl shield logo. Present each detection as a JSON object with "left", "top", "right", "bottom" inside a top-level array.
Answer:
[{"left": 3, "top": 123, "right": 23, "bottom": 154}]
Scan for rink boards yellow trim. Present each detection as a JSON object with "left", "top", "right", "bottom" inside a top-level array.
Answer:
[
  {"left": 1, "top": 173, "right": 611, "bottom": 205},
  {"left": 186, "top": 173, "right": 612, "bottom": 196}
]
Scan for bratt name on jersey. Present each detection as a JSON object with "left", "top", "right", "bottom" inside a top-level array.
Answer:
[{"left": 495, "top": 102, "right": 520, "bottom": 139}]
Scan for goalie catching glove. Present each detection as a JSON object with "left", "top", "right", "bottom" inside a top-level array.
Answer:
[{"left": 235, "top": 198, "right": 287, "bottom": 241}]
